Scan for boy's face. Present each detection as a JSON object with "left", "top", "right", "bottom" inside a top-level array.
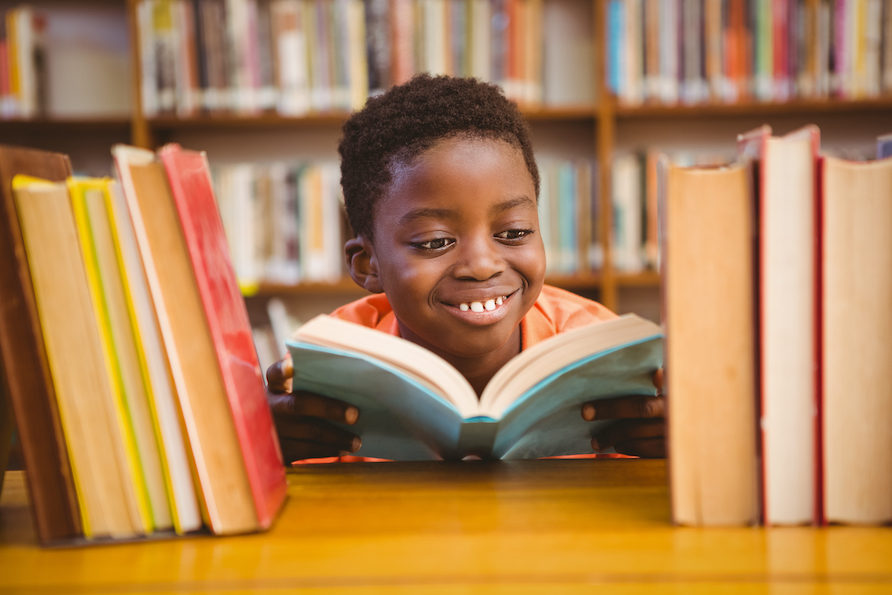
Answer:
[{"left": 358, "top": 136, "right": 546, "bottom": 360}]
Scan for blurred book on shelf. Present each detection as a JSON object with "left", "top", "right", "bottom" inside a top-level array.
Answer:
[{"left": 606, "top": 0, "right": 892, "bottom": 106}]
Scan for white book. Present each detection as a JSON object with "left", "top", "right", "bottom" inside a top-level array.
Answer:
[
  {"left": 739, "top": 125, "right": 819, "bottom": 526},
  {"left": 271, "top": 0, "right": 311, "bottom": 115}
]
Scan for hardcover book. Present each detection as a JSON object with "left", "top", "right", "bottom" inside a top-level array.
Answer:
[
  {"left": 287, "top": 313, "right": 663, "bottom": 461},
  {"left": 0, "top": 145, "right": 81, "bottom": 543}
]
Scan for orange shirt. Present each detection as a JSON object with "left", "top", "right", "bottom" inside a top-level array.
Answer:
[
  {"left": 294, "top": 286, "right": 626, "bottom": 465},
  {"left": 330, "top": 284, "right": 618, "bottom": 349}
]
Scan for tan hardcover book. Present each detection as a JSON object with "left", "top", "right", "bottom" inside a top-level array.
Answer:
[
  {"left": 112, "top": 145, "right": 260, "bottom": 535},
  {"left": 13, "top": 176, "right": 143, "bottom": 539},
  {"left": 0, "top": 145, "right": 81, "bottom": 543},
  {"left": 662, "top": 160, "right": 759, "bottom": 526},
  {"left": 822, "top": 156, "right": 892, "bottom": 525}
]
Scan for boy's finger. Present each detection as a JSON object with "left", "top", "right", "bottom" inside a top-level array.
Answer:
[
  {"left": 270, "top": 390, "right": 359, "bottom": 425},
  {"left": 613, "top": 438, "right": 665, "bottom": 458},
  {"left": 582, "top": 394, "right": 665, "bottom": 421},
  {"left": 652, "top": 368, "right": 664, "bottom": 392},
  {"left": 266, "top": 354, "right": 294, "bottom": 394},
  {"left": 592, "top": 418, "right": 664, "bottom": 452},
  {"left": 274, "top": 417, "right": 361, "bottom": 453}
]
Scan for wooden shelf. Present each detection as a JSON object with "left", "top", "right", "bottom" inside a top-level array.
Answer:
[
  {"left": 544, "top": 272, "right": 602, "bottom": 290},
  {"left": 521, "top": 105, "right": 598, "bottom": 121},
  {"left": 615, "top": 96, "right": 892, "bottom": 119},
  {"left": 0, "top": 117, "right": 132, "bottom": 134},
  {"left": 616, "top": 270, "right": 661, "bottom": 287},
  {"left": 145, "top": 105, "right": 597, "bottom": 131},
  {"left": 147, "top": 112, "right": 351, "bottom": 130}
]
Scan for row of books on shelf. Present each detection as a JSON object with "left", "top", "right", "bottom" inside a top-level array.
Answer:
[
  {"left": 214, "top": 156, "right": 601, "bottom": 292},
  {"left": 607, "top": 0, "right": 892, "bottom": 106},
  {"left": 213, "top": 160, "right": 347, "bottom": 290},
  {"left": 0, "top": 7, "right": 43, "bottom": 119},
  {"left": 538, "top": 158, "right": 600, "bottom": 275},
  {"left": 0, "top": 5, "right": 132, "bottom": 120},
  {"left": 667, "top": 125, "right": 892, "bottom": 526},
  {"left": 138, "top": 0, "right": 543, "bottom": 118},
  {"left": 0, "top": 144, "right": 286, "bottom": 545}
]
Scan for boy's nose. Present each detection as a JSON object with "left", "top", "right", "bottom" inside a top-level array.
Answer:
[{"left": 452, "top": 237, "right": 506, "bottom": 281}]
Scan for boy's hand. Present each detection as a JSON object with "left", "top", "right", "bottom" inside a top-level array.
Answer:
[
  {"left": 266, "top": 353, "right": 362, "bottom": 462},
  {"left": 581, "top": 368, "right": 665, "bottom": 458}
]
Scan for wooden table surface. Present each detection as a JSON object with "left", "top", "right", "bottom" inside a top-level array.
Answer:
[{"left": 1, "top": 458, "right": 891, "bottom": 593}]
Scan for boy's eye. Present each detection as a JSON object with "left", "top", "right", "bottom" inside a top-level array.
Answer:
[
  {"left": 414, "top": 238, "right": 454, "bottom": 250},
  {"left": 495, "top": 229, "right": 533, "bottom": 240}
]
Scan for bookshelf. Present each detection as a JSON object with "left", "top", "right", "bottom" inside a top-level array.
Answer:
[{"left": 4, "top": 0, "right": 892, "bottom": 319}]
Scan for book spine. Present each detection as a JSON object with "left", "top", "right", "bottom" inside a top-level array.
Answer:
[
  {"left": 68, "top": 180, "right": 154, "bottom": 535},
  {"left": 365, "top": 0, "right": 392, "bottom": 95},
  {"left": 0, "top": 149, "right": 82, "bottom": 543}
]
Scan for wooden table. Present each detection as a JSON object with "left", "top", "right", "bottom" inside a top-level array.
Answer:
[{"left": 1, "top": 459, "right": 891, "bottom": 593}]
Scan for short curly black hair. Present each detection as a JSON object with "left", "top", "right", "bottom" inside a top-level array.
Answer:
[{"left": 338, "top": 74, "right": 539, "bottom": 241}]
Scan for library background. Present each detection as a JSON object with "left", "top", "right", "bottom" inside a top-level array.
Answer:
[{"left": 2, "top": 0, "right": 892, "bottom": 372}]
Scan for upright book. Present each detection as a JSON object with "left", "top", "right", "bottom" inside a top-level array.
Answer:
[
  {"left": 0, "top": 145, "right": 81, "bottom": 543},
  {"left": 287, "top": 313, "right": 663, "bottom": 461},
  {"left": 738, "top": 125, "right": 820, "bottom": 526},
  {"left": 662, "top": 159, "right": 759, "bottom": 527},
  {"left": 157, "top": 143, "right": 287, "bottom": 530},
  {"left": 821, "top": 154, "right": 892, "bottom": 525}
]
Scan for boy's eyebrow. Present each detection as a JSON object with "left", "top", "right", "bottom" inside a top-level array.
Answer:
[
  {"left": 398, "top": 196, "right": 536, "bottom": 226},
  {"left": 399, "top": 207, "right": 457, "bottom": 225},
  {"left": 489, "top": 196, "right": 536, "bottom": 215}
]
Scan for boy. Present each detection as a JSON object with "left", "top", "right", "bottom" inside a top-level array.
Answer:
[{"left": 267, "top": 75, "right": 664, "bottom": 462}]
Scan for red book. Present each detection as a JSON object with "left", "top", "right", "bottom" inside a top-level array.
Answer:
[{"left": 157, "top": 144, "right": 286, "bottom": 530}]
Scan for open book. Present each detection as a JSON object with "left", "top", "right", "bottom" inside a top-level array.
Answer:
[{"left": 286, "top": 313, "right": 663, "bottom": 460}]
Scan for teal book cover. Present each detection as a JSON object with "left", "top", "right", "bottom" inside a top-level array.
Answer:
[{"left": 286, "top": 314, "right": 663, "bottom": 461}]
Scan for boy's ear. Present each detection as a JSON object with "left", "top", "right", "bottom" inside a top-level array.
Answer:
[{"left": 345, "top": 235, "right": 384, "bottom": 294}]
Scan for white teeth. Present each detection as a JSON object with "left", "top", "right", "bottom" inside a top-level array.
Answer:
[{"left": 457, "top": 296, "right": 508, "bottom": 313}]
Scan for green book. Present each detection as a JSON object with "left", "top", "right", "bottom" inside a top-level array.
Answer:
[{"left": 286, "top": 314, "right": 663, "bottom": 460}]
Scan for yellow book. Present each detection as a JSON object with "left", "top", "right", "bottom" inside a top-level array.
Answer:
[
  {"left": 12, "top": 175, "right": 143, "bottom": 539},
  {"left": 68, "top": 177, "right": 161, "bottom": 534}
]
